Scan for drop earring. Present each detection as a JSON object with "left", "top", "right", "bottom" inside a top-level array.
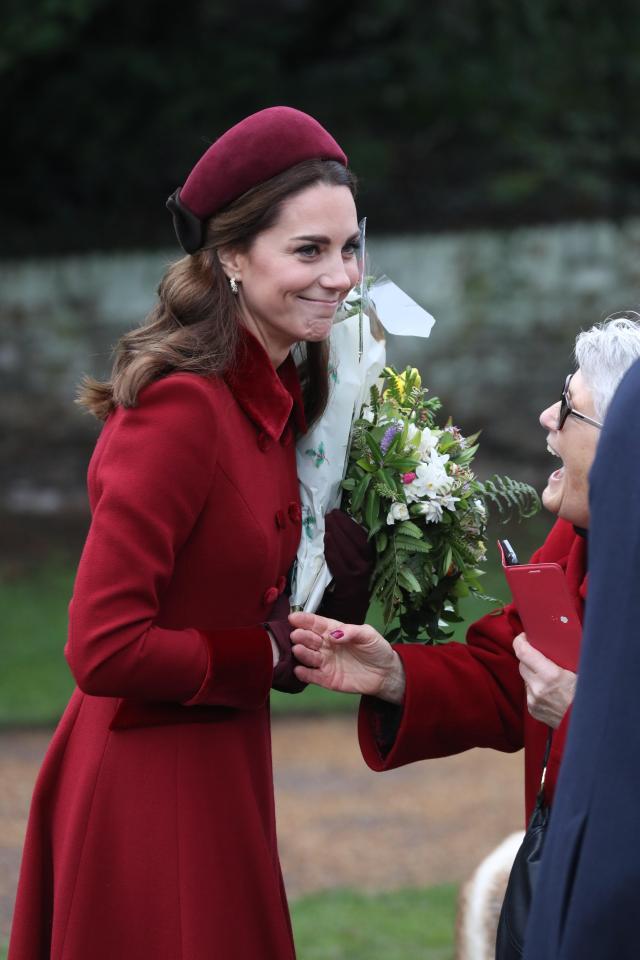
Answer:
[{"left": 229, "top": 277, "right": 239, "bottom": 295}]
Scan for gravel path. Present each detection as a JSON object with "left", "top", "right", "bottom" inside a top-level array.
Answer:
[{"left": 0, "top": 715, "right": 523, "bottom": 944}]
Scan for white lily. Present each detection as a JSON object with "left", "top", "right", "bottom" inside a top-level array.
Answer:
[
  {"left": 387, "top": 501, "right": 410, "bottom": 525},
  {"left": 407, "top": 423, "right": 439, "bottom": 460},
  {"left": 404, "top": 453, "right": 452, "bottom": 503},
  {"left": 416, "top": 500, "right": 444, "bottom": 523}
]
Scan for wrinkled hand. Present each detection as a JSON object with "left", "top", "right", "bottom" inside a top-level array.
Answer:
[
  {"left": 513, "top": 632, "right": 576, "bottom": 728},
  {"left": 288, "top": 611, "right": 406, "bottom": 704}
]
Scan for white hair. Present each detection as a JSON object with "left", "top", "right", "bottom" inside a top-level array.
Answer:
[{"left": 574, "top": 312, "right": 640, "bottom": 420}]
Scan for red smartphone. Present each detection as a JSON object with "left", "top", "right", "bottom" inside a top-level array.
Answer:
[{"left": 497, "top": 540, "right": 581, "bottom": 672}]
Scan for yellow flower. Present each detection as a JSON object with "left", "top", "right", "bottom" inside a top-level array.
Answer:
[
  {"left": 385, "top": 367, "right": 422, "bottom": 401},
  {"left": 409, "top": 367, "right": 422, "bottom": 389}
]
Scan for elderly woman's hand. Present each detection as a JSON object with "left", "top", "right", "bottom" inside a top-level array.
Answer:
[
  {"left": 513, "top": 632, "right": 577, "bottom": 728},
  {"left": 288, "top": 612, "right": 406, "bottom": 704}
]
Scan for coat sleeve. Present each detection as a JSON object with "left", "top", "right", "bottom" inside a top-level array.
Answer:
[
  {"left": 358, "top": 603, "right": 527, "bottom": 770},
  {"left": 66, "top": 375, "right": 274, "bottom": 710}
]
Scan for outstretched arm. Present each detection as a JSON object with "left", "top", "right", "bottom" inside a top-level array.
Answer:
[{"left": 288, "top": 612, "right": 406, "bottom": 704}]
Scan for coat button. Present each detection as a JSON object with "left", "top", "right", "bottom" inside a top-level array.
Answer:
[
  {"left": 257, "top": 432, "right": 273, "bottom": 453},
  {"left": 288, "top": 501, "right": 302, "bottom": 524},
  {"left": 263, "top": 587, "right": 279, "bottom": 606},
  {"left": 275, "top": 509, "right": 287, "bottom": 530},
  {"left": 276, "top": 575, "right": 286, "bottom": 594}
]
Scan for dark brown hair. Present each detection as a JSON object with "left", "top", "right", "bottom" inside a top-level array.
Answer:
[{"left": 77, "top": 158, "right": 357, "bottom": 427}]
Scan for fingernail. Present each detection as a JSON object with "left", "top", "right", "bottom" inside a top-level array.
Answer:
[{"left": 330, "top": 630, "right": 344, "bottom": 639}]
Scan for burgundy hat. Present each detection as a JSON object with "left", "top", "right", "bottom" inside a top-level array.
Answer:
[{"left": 166, "top": 106, "right": 347, "bottom": 254}]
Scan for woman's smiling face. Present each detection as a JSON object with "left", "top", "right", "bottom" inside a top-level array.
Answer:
[
  {"left": 539, "top": 369, "right": 600, "bottom": 528},
  {"left": 223, "top": 182, "right": 361, "bottom": 364}
]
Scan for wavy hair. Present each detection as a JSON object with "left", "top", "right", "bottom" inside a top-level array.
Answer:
[
  {"left": 575, "top": 311, "right": 640, "bottom": 420},
  {"left": 78, "top": 159, "right": 357, "bottom": 426}
]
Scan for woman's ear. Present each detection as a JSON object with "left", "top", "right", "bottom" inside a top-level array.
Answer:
[{"left": 217, "top": 246, "right": 245, "bottom": 281}]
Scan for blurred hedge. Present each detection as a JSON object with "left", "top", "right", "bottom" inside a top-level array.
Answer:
[{"left": 4, "top": 0, "right": 640, "bottom": 255}]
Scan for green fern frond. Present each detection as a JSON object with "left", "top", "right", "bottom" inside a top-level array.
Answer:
[
  {"left": 449, "top": 533, "right": 482, "bottom": 567},
  {"left": 475, "top": 475, "right": 540, "bottom": 521},
  {"left": 393, "top": 536, "right": 433, "bottom": 554}
]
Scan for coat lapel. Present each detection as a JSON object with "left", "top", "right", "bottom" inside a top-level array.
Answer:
[{"left": 224, "top": 330, "right": 307, "bottom": 440}]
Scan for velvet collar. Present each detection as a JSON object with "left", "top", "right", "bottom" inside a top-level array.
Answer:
[{"left": 224, "top": 329, "right": 307, "bottom": 440}]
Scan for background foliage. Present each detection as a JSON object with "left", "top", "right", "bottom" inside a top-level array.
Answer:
[{"left": 5, "top": 0, "right": 640, "bottom": 255}]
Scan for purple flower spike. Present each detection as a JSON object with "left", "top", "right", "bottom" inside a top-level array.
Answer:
[{"left": 380, "top": 423, "right": 401, "bottom": 455}]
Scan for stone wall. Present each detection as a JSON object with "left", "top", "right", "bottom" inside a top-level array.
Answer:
[{"left": 3, "top": 220, "right": 640, "bottom": 548}]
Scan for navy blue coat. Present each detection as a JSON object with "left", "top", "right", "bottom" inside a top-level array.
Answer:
[{"left": 523, "top": 358, "right": 640, "bottom": 959}]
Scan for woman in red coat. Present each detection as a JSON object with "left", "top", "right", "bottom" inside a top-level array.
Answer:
[
  {"left": 289, "top": 314, "right": 640, "bottom": 822},
  {"left": 9, "top": 107, "right": 367, "bottom": 960}
]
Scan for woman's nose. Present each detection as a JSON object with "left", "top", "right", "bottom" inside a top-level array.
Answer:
[
  {"left": 540, "top": 400, "right": 559, "bottom": 431},
  {"left": 320, "top": 257, "right": 356, "bottom": 292}
]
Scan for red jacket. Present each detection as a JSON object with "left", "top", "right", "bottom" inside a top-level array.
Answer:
[
  {"left": 10, "top": 332, "right": 304, "bottom": 960},
  {"left": 358, "top": 519, "right": 588, "bottom": 821}
]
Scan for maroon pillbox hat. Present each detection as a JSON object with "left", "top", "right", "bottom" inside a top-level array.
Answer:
[{"left": 166, "top": 106, "right": 347, "bottom": 254}]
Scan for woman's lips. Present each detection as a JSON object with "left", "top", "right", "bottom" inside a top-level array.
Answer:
[
  {"left": 548, "top": 466, "right": 565, "bottom": 483},
  {"left": 546, "top": 440, "right": 563, "bottom": 483},
  {"left": 299, "top": 296, "right": 340, "bottom": 305}
]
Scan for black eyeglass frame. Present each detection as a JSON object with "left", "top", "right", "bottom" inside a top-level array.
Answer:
[{"left": 558, "top": 373, "right": 603, "bottom": 430}]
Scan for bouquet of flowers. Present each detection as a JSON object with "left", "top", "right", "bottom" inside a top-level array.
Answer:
[{"left": 342, "top": 365, "right": 540, "bottom": 643}]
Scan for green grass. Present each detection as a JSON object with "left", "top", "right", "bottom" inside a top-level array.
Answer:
[
  {"left": 1, "top": 515, "right": 552, "bottom": 727},
  {"left": 291, "top": 884, "right": 457, "bottom": 959},
  {"left": 0, "top": 884, "right": 457, "bottom": 960},
  {"left": 0, "top": 562, "right": 76, "bottom": 726}
]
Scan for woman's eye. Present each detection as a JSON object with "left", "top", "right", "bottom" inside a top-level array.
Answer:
[
  {"left": 343, "top": 241, "right": 361, "bottom": 257},
  {"left": 296, "top": 244, "right": 319, "bottom": 257}
]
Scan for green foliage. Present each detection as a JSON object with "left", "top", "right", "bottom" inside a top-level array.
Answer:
[
  {"left": 475, "top": 474, "right": 541, "bottom": 522},
  {"left": 5, "top": 1, "right": 640, "bottom": 253},
  {"left": 342, "top": 366, "right": 539, "bottom": 644}
]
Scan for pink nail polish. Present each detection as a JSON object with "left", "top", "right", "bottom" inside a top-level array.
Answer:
[{"left": 330, "top": 630, "right": 344, "bottom": 639}]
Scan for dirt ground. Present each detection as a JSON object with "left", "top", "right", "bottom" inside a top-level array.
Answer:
[{"left": 0, "top": 715, "right": 523, "bottom": 944}]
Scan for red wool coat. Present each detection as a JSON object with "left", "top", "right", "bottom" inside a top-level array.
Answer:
[
  {"left": 9, "top": 332, "right": 306, "bottom": 960},
  {"left": 359, "top": 519, "right": 588, "bottom": 821}
]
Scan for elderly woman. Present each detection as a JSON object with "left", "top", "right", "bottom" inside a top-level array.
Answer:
[
  {"left": 9, "top": 107, "right": 370, "bottom": 960},
  {"left": 289, "top": 315, "right": 640, "bottom": 823}
]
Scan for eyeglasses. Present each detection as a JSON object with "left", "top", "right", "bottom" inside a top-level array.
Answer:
[{"left": 558, "top": 374, "right": 603, "bottom": 430}]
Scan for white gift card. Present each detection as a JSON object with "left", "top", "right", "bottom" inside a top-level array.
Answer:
[{"left": 370, "top": 276, "right": 435, "bottom": 338}]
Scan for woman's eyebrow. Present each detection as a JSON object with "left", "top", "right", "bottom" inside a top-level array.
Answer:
[
  {"left": 291, "top": 234, "right": 330, "bottom": 243},
  {"left": 291, "top": 232, "right": 362, "bottom": 244}
]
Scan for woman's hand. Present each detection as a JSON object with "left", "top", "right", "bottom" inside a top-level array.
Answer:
[
  {"left": 513, "top": 632, "right": 577, "bottom": 728},
  {"left": 288, "top": 612, "right": 406, "bottom": 704}
]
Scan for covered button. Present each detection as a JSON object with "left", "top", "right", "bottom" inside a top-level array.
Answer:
[
  {"left": 275, "top": 509, "right": 287, "bottom": 530},
  {"left": 288, "top": 501, "right": 302, "bottom": 523},
  {"left": 276, "top": 575, "right": 287, "bottom": 594},
  {"left": 257, "top": 432, "right": 273, "bottom": 453},
  {"left": 263, "top": 586, "right": 279, "bottom": 606}
]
